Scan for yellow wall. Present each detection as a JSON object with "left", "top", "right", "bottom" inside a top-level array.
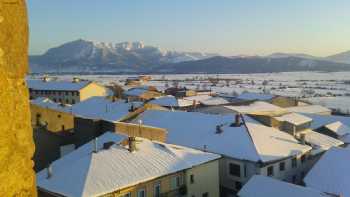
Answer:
[
  {"left": 101, "top": 171, "right": 186, "bottom": 197},
  {"left": 186, "top": 160, "right": 220, "bottom": 197},
  {"left": 0, "top": 0, "right": 36, "bottom": 195},
  {"left": 79, "top": 82, "right": 108, "bottom": 101},
  {"left": 30, "top": 104, "right": 74, "bottom": 133}
]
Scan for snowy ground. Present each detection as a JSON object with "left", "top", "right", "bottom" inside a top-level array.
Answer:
[{"left": 28, "top": 72, "right": 350, "bottom": 114}]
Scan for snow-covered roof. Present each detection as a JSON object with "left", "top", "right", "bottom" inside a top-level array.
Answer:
[
  {"left": 275, "top": 113, "right": 312, "bottom": 125},
  {"left": 31, "top": 97, "right": 72, "bottom": 113},
  {"left": 199, "top": 97, "right": 230, "bottom": 106},
  {"left": 71, "top": 97, "right": 142, "bottom": 122},
  {"left": 285, "top": 105, "right": 331, "bottom": 115},
  {"left": 302, "top": 113, "right": 350, "bottom": 130},
  {"left": 27, "top": 79, "right": 91, "bottom": 91},
  {"left": 148, "top": 95, "right": 192, "bottom": 107},
  {"left": 132, "top": 110, "right": 311, "bottom": 163},
  {"left": 182, "top": 95, "right": 213, "bottom": 104},
  {"left": 37, "top": 132, "right": 220, "bottom": 197},
  {"left": 304, "top": 147, "right": 350, "bottom": 197},
  {"left": 236, "top": 92, "right": 275, "bottom": 101},
  {"left": 123, "top": 88, "right": 148, "bottom": 97},
  {"left": 324, "top": 121, "right": 350, "bottom": 137},
  {"left": 225, "top": 101, "right": 286, "bottom": 115},
  {"left": 298, "top": 130, "right": 344, "bottom": 152},
  {"left": 238, "top": 175, "right": 331, "bottom": 197}
]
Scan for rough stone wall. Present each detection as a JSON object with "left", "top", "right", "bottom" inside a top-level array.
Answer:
[{"left": 0, "top": 0, "right": 37, "bottom": 196}]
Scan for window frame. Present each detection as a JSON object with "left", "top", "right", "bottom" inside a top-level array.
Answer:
[{"left": 229, "top": 163, "right": 241, "bottom": 177}]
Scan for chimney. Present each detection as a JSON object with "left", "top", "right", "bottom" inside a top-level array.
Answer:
[
  {"left": 203, "top": 145, "right": 207, "bottom": 152},
  {"left": 300, "top": 133, "right": 306, "bottom": 145},
  {"left": 46, "top": 164, "right": 52, "bottom": 179},
  {"left": 93, "top": 137, "right": 98, "bottom": 153},
  {"left": 231, "top": 114, "right": 241, "bottom": 127},
  {"left": 216, "top": 125, "right": 223, "bottom": 134},
  {"left": 128, "top": 136, "right": 137, "bottom": 152},
  {"left": 192, "top": 100, "right": 196, "bottom": 108}
]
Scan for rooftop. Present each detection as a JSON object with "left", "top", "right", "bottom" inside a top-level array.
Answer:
[
  {"left": 238, "top": 175, "right": 331, "bottom": 197},
  {"left": 27, "top": 79, "right": 91, "bottom": 91},
  {"left": 71, "top": 97, "right": 143, "bottom": 122},
  {"left": 304, "top": 147, "right": 350, "bottom": 197},
  {"left": 236, "top": 92, "right": 275, "bottom": 101},
  {"left": 131, "top": 110, "right": 311, "bottom": 163},
  {"left": 285, "top": 105, "right": 331, "bottom": 115},
  {"left": 37, "top": 132, "right": 220, "bottom": 197},
  {"left": 31, "top": 97, "right": 72, "bottom": 113},
  {"left": 275, "top": 113, "right": 312, "bottom": 125},
  {"left": 225, "top": 101, "right": 286, "bottom": 115}
]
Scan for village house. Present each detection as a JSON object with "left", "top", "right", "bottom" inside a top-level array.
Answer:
[
  {"left": 234, "top": 92, "right": 299, "bottom": 108},
  {"left": 304, "top": 147, "right": 350, "bottom": 197},
  {"left": 123, "top": 86, "right": 162, "bottom": 102},
  {"left": 238, "top": 175, "right": 333, "bottom": 197},
  {"left": 37, "top": 132, "right": 221, "bottom": 197},
  {"left": 147, "top": 95, "right": 193, "bottom": 110},
  {"left": 27, "top": 77, "right": 108, "bottom": 104},
  {"left": 31, "top": 97, "right": 74, "bottom": 133},
  {"left": 303, "top": 113, "right": 350, "bottom": 145},
  {"left": 127, "top": 110, "right": 315, "bottom": 196},
  {"left": 164, "top": 87, "right": 197, "bottom": 98}
]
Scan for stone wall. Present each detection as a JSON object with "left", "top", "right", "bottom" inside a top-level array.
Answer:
[{"left": 0, "top": 0, "right": 36, "bottom": 196}]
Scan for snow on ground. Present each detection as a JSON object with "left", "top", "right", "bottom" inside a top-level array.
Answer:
[{"left": 28, "top": 72, "right": 350, "bottom": 114}]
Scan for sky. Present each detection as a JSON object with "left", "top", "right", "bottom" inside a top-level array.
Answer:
[{"left": 28, "top": 0, "right": 350, "bottom": 56}]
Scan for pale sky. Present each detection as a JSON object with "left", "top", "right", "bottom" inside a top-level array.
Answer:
[{"left": 28, "top": 0, "right": 350, "bottom": 56}]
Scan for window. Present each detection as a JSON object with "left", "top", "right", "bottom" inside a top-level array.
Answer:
[
  {"left": 279, "top": 162, "right": 285, "bottom": 171},
  {"left": 202, "top": 192, "right": 209, "bottom": 197},
  {"left": 65, "top": 91, "right": 68, "bottom": 95},
  {"left": 57, "top": 114, "right": 61, "bottom": 118},
  {"left": 59, "top": 98, "right": 62, "bottom": 103},
  {"left": 190, "top": 174, "right": 194, "bottom": 184},
  {"left": 301, "top": 171, "right": 305, "bottom": 179},
  {"left": 154, "top": 182, "right": 161, "bottom": 197},
  {"left": 292, "top": 175, "right": 297, "bottom": 183},
  {"left": 267, "top": 166, "right": 274, "bottom": 176},
  {"left": 71, "top": 99, "right": 75, "bottom": 104},
  {"left": 137, "top": 189, "right": 146, "bottom": 197},
  {"left": 229, "top": 163, "right": 241, "bottom": 177},
  {"left": 292, "top": 158, "right": 297, "bottom": 168},
  {"left": 53, "top": 98, "right": 57, "bottom": 102},
  {"left": 62, "top": 125, "right": 65, "bottom": 131},
  {"left": 124, "top": 193, "right": 131, "bottom": 197},
  {"left": 171, "top": 175, "right": 183, "bottom": 189},
  {"left": 301, "top": 155, "right": 306, "bottom": 163},
  {"left": 65, "top": 99, "right": 69, "bottom": 104},
  {"left": 235, "top": 181, "right": 242, "bottom": 190}
]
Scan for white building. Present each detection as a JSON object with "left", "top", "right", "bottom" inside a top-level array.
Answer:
[
  {"left": 37, "top": 132, "right": 221, "bottom": 197},
  {"left": 28, "top": 78, "right": 108, "bottom": 104},
  {"left": 130, "top": 110, "right": 313, "bottom": 195}
]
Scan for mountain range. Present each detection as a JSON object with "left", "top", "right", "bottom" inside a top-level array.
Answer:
[{"left": 29, "top": 39, "right": 350, "bottom": 74}]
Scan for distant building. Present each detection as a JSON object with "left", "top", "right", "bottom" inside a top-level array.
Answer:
[
  {"left": 30, "top": 97, "right": 74, "bottom": 133},
  {"left": 27, "top": 77, "right": 108, "bottom": 104},
  {"left": 123, "top": 87, "right": 162, "bottom": 102},
  {"left": 238, "top": 175, "right": 332, "bottom": 197},
  {"left": 129, "top": 110, "right": 315, "bottom": 196},
  {"left": 285, "top": 105, "right": 332, "bottom": 115},
  {"left": 164, "top": 87, "right": 197, "bottom": 98},
  {"left": 37, "top": 132, "right": 221, "bottom": 197}
]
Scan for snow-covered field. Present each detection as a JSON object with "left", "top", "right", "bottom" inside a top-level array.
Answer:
[{"left": 28, "top": 72, "right": 350, "bottom": 113}]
